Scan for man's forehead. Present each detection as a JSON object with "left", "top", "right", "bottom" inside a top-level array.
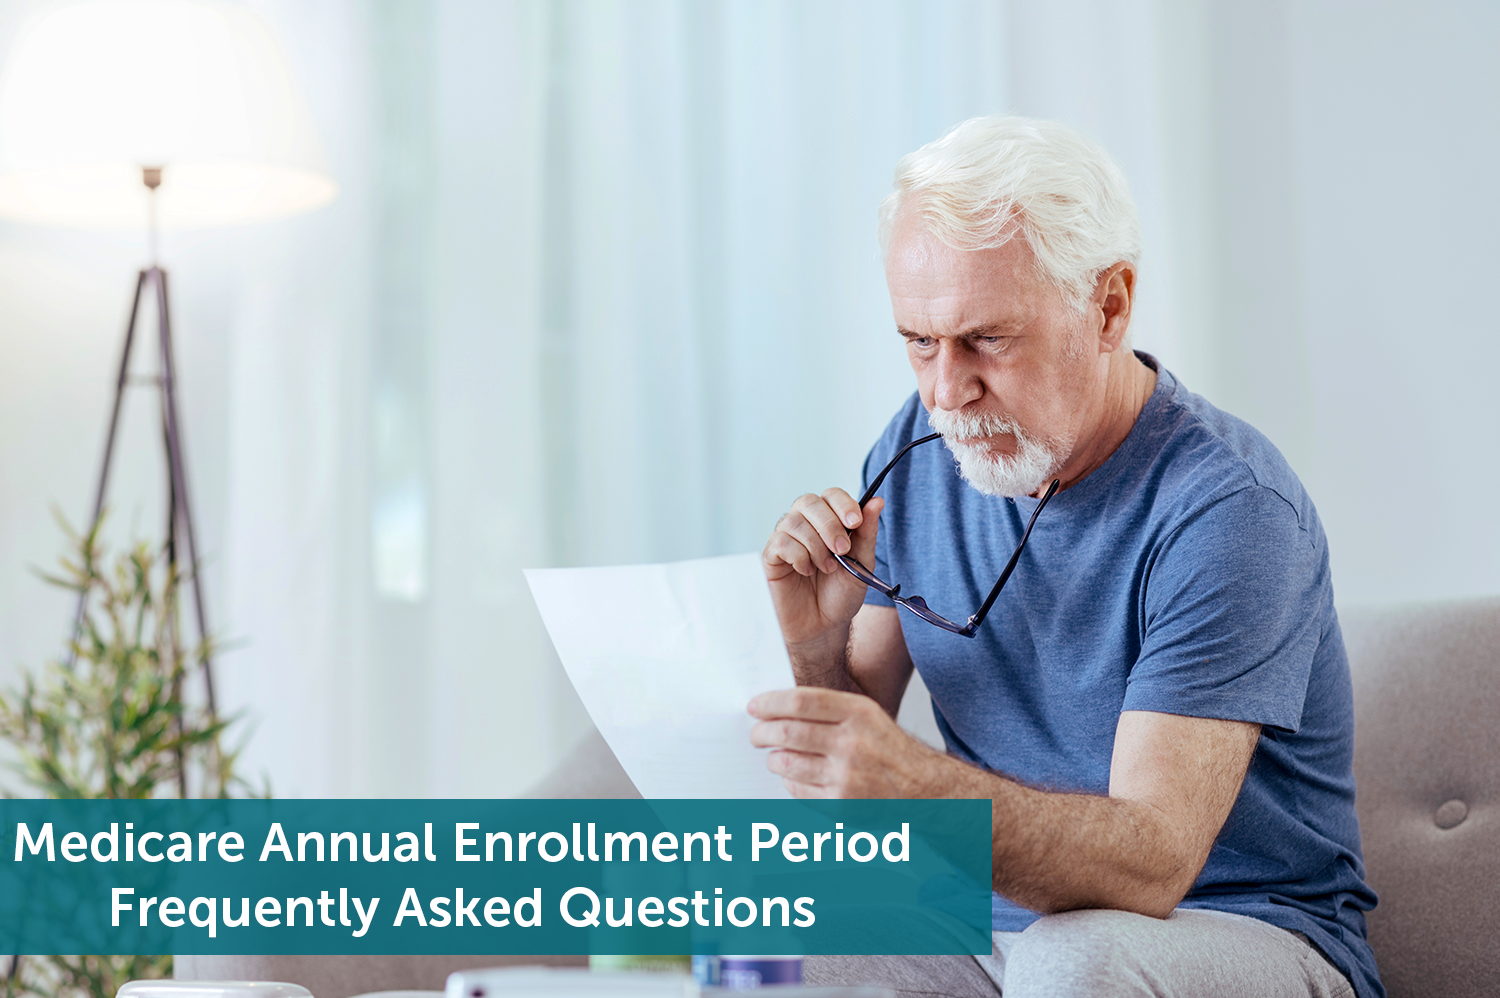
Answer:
[{"left": 886, "top": 218, "right": 1041, "bottom": 326}]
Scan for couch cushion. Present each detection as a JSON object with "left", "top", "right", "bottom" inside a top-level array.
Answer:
[{"left": 1341, "top": 597, "right": 1500, "bottom": 998}]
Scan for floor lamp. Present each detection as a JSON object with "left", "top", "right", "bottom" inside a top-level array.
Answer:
[
  {"left": 0, "top": 0, "right": 336, "bottom": 976},
  {"left": 72, "top": 166, "right": 215, "bottom": 700}
]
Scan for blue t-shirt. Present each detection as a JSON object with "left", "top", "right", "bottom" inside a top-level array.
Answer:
[{"left": 863, "top": 356, "right": 1381, "bottom": 998}]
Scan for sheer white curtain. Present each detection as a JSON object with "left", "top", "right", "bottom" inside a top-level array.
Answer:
[{"left": 216, "top": 0, "right": 1010, "bottom": 797}]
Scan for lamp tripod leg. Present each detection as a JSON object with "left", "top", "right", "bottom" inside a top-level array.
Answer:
[
  {"left": 153, "top": 268, "right": 188, "bottom": 798},
  {"left": 66, "top": 271, "right": 149, "bottom": 671},
  {"left": 153, "top": 267, "right": 218, "bottom": 723},
  {"left": 65, "top": 265, "right": 220, "bottom": 796}
]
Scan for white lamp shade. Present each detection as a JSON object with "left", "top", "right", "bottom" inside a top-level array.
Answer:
[{"left": 0, "top": 0, "right": 337, "bottom": 228}]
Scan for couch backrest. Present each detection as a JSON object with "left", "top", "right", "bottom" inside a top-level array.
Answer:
[{"left": 1341, "top": 597, "right": 1500, "bottom": 998}]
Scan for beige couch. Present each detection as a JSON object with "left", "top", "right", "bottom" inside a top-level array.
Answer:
[
  {"left": 1340, "top": 597, "right": 1499, "bottom": 997},
  {"left": 179, "top": 596, "right": 1500, "bottom": 998}
]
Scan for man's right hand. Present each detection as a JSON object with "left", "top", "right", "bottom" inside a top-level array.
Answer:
[{"left": 762, "top": 489, "right": 885, "bottom": 651}]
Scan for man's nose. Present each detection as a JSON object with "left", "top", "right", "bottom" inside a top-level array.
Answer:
[{"left": 931, "top": 342, "right": 983, "bottom": 412}]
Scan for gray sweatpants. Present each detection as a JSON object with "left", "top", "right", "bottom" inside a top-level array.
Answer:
[{"left": 805, "top": 908, "right": 1356, "bottom": 998}]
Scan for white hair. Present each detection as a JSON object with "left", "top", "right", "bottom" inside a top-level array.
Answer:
[{"left": 879, "top": 116, "right": 1142, "bottom": 310}]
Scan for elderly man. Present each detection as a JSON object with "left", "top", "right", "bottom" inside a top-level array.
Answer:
[{"left": 753, "top": 117, "right": 1381, "bottom": 998}]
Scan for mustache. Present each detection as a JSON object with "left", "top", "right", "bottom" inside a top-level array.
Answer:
[{"left": 927, "top": 407, "right": 1026, "bottom": 441}]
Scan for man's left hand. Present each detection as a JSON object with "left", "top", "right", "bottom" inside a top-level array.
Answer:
[{"left": 748, "top": 687, "right": 946, "bottom": 798}]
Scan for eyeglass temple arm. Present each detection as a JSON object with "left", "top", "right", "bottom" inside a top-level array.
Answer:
[
  {"left": 964, "top": 477, "right": 1060, "bottom": 632},
  {"left": 857, "top": 432, "right": 942, "bottom": 507}
]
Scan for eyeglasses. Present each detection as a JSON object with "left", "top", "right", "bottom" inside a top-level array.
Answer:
[{"left": 832, "top": 431, "right": 1059, "bottom": 637}]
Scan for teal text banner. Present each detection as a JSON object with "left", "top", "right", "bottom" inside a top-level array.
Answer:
[{"left": 1, "top": 799, "right": 991, "bottom": 956}]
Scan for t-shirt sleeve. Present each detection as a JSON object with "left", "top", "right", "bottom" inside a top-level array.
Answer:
[{"left": 1123, "top": 485, "right": 1327, "bottom": 733}]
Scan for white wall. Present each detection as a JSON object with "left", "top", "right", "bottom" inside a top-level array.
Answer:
[
  {"left": 1003, "top": 0, "right": 1500, "bottom": 605},
  {"left": 1283, "top": 0, "right": 1500, "bottom": 604},
  {"left": 0, "top": 0, "right": 1495, "bottom": 798}
]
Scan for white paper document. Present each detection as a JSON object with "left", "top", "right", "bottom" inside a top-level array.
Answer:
[{"left": 525, "top": 552, "right": 795, "bottom": 799}]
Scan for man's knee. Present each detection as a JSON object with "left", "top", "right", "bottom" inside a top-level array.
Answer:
[
  {"left": 1001, "top": 908, "right": 1333, "bottom": 998},
  {"left": 1002, "top": 909, "right": 1162, "bottom": 998},
  {"left": 804, "top": 953, "right": 999, "bottom": 998}
]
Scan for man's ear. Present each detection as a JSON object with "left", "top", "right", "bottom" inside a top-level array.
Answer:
[{"left": 1093, "top": 261, "right": 1135, "bottom": 353}]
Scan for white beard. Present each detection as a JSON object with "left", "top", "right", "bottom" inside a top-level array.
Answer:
[{"left": 927, "top": 407, "right": 1064, "bottom": 498}]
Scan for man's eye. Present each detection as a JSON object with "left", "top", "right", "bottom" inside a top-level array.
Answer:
[{"left": 909, "top": 336, "right": 935, "bottom": 348}]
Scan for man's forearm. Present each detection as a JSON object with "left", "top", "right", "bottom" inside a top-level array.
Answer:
[
  {"left": 935, "top": 757, "right": 1204, "bottom": 919},
  {"left": 750, "top": 688, "right": 1253, "bottom": 919}
]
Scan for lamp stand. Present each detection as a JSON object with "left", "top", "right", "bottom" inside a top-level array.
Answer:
[
  {"left": 7, "top": 166, "right": 217, "bottom": 998},
  {"left": 65, "top": 167, "right": 218, "bottom": 755}
]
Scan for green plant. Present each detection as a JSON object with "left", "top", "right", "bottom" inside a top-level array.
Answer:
[
  {"left": 4, "top": 956, "right": 170, "bottom": 998},
  {"left": 1, "top": 516, "right": 259, "bottom": 998}
]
